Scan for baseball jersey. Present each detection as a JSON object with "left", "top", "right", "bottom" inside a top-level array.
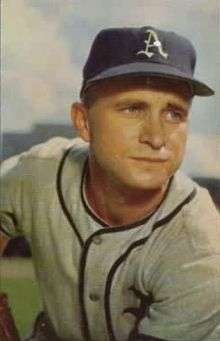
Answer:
[{"left": 1, "top": 137, "right": 220, "bottom": 341}]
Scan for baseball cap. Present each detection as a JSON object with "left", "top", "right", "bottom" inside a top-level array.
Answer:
[{"left": 80, "top": 26, "right": 214, "bottom": 97}]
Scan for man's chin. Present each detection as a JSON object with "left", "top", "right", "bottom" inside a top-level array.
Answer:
[{"left": 125, "top": 170, "right": 172, "bottom": 191}]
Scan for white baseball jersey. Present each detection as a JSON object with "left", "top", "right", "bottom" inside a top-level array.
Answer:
[{"left": 1, "top": 137, "right": 220, "bottom": 341}]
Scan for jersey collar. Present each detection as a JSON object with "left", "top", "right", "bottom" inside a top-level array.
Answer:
[{"left": 155, "top": 170, "right": 196, "bottom": 225}]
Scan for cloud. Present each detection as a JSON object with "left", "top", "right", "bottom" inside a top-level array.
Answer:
[
  {"left": 28, "top": 0, "right": 219, "bottom": 26},
  {"left": 2, "top": 0, "right": 81, "bottom": 131},
  {"left": 23, "top": 0, "right": 220, "bottom": 51},
  {"left": 182, "top": 133, "right": 220, "bottom": 178}
]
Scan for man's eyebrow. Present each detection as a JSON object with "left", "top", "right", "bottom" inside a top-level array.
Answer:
[
  {"left": 114, "top": 99, "right": 149, "bottom": 107},
  {"left": 166, "top": 102, "right": 189, "bottom": 113}
]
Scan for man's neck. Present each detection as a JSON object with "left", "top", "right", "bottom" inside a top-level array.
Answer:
[{"left": 85, "top": 159, "right": 169, "bottom": 227}]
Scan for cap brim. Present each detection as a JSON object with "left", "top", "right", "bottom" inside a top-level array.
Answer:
[{"left": 81, "top": 62, "right": 214, "bottom": 97}]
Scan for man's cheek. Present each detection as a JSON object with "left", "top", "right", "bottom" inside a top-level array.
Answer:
[{"left": 169, "top": 128, "right": 187, "bottom": 151}]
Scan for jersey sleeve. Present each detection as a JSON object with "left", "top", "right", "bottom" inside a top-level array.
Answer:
[
  {"left": 0, "top": 154, "right": 25, "bottom": 238},
  {"left": 136, "top": 191, "right": 220, "bottom": 341},
  {"left": 0, "top": 136, "right": 81, "bottom": 239}
]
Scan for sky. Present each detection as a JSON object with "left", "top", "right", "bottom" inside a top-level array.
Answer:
[{"left": 1, "top": 0, "right": 220, "bottom": 178}]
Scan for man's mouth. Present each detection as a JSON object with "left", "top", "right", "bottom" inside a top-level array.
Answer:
[{"left": 131, "top": 156, "right": 168, "bottom": 162}]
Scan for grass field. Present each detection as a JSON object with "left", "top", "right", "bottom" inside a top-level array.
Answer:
[{"left": 0, "top": 258, "right": 41, "bottom": 339}]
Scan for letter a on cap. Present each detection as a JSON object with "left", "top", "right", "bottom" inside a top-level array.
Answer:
[{"left": 137, "top": 29, "right": 168, "bottom": 59}]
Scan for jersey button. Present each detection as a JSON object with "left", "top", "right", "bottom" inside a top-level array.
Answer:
[
  {"left": 92, "top": 235, "right": 102, "bottom": 245},
  {"left": 89, "top": 293, "right": 100, "bottom": 302}
]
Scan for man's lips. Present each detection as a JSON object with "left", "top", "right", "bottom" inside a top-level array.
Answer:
[
  {"left": 130, "top": 156, "right": 169, "bottom": 162},
  {"left": 130, "top": 147, "right": 171, "bottom": 162}
]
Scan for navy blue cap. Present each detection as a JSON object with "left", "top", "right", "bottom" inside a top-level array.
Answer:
[{"left": 80, "top": 26, "right": 214, "bottom": 97}]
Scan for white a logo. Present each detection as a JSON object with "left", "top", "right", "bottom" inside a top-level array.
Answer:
[{"left": 137, "top": 29, "right": 168, "bottom": 59}]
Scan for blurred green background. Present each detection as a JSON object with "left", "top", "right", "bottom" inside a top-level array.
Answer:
[{"left": 0, "top": 258, "right": 41, "bottom": 339}]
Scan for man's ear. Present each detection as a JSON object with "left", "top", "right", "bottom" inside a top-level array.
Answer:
[{"left": 71, "top": 102, "right": 90, "bottom": 142}]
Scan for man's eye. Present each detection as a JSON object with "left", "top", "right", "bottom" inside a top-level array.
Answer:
[
  {"left": 122, "top": 105, "right": 144, "bottom": 114},
  {"left": 166, "top": 111, "right": 185, "bottom": 122},
  {"left": 128, "top": 106, "right": 139, "bottom": 113}
]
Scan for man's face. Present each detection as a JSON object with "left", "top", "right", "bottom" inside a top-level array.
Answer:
[{"left": 78, "top": 78, "right": 192, "bottom": 190}]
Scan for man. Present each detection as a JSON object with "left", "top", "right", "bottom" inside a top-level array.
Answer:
[{"left": 1, "top": 26, "right": 220, "bottom": 341}]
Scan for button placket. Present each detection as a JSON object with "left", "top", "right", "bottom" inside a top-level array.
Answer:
[
  {"left": 88, "top": 235, "right": 103, "bottom": 304},
  {"left": 84, "top": 230, "right": 138, "bottom": 340},
  {"left": 89, "top": 293, "right": 100, "bottom": 302}
]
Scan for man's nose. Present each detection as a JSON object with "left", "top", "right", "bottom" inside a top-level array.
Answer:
[{"left": 139, "top": 115, "right": 165, "bottom": 149}]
